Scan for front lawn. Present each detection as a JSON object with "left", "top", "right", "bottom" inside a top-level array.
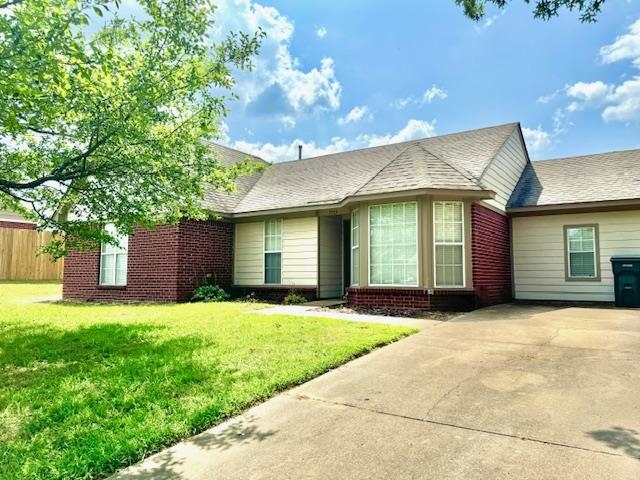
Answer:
[{"left": 0, "top": 283, "right": 416, "bottom": 480}]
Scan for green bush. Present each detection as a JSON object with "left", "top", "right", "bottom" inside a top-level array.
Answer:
[
  {"left": 191, "top": 284, "right": 230, "bottom": 303},
  {"left": 283, "top": 291, "right": 307, "bottom": 305}
]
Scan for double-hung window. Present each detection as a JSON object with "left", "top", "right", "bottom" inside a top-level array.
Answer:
[
  {"left": 433, "top": 201, "right": 464, "bottom": 287},
  {"left": 99, "top": 224, "right": 128, "bottom": 286},
  {"left": 369, "top": 202, "right": 418, "bottom": 285},
  {"left": 565, "top": 225, "right": 599, "bottom": 280},
  {"left": 264, "top": 219, "right": 282, "bottom": 284},
  {"left": 351, "top": 209, "right": 360, "bottom": 286}
]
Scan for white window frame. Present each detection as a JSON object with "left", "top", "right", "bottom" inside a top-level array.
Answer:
[
  {"left": 264, "top": 219, "right": 283, "bottom": 284},
  {"left": 565, "top": 225, "right": 599, "bottom": 280},
  {"left": 367, "top": 202, "right": 419, "bottom": 287},
  {"left": 99, "top": 224, "right": 128, "bottom": 286},
  {"left": 433, "top": 201, "right": 465, "bottom": 288},
  {"left": 350, "top": 209, "right": 360, "bottom": 286}
]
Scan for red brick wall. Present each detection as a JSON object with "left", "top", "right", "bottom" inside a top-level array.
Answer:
[
  {"left": 471, "top": 204, "right": 512, "bottom": 306},
  {"left": 0, "top": 221, "right": 36, "bottom": 230},
  {"left": 346, "top": 287, "right": 476, "bottom": 312},
  {"left": 63, "top": 220, "right": 234, "bottom": 302},
  {"left": 63, "top": 225, "right": 181, "bottom": 302},
  {"left": 176, "top": 220, "right": 234, "bottom": 301}
]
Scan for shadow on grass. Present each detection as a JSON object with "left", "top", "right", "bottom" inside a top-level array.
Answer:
[
  {"left": 114, "top": 415, "right": 277, "bottom": 479},
  {"left": 586, "top": 427, "right": 640, "bottom": 460},
  {"left": 0, "top": 321, "right": 249, "bottom": 479}
]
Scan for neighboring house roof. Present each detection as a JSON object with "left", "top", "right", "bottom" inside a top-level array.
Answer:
[
  {"left": 0, "top": 209, "right": 34, "bottom": 224},
  {"left": 206, "top": 123, "right": 519, "bottom": 215},
  {"left": 508, "top": 149, "right": 640, "bottom": 210}
]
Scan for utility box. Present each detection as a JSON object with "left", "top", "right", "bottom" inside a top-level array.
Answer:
[{"left": 610, "top": 256, "right": 640, "bottom": 308}]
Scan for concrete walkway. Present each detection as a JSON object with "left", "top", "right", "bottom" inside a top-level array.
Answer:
[
  {"left": 112, "top": 304, "right": 640, "bottom": 480},
  {"left": 255, "top": 304, "right": 439, "bottom": 329}
]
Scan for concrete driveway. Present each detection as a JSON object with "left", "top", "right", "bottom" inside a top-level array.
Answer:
[{"left": 113, "top": 304, "right": 640, "bottom": 480}]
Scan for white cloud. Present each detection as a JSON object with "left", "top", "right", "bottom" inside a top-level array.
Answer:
[
  {"left": 522, "top": 126, "right": 552, "bottom": 156},
  {"left": 212, "top": 1, "right": 341, "bottom": 117},
  {"left": 536, "top": 90, "right": 560, "bottom": 104},
  {"left": 337, "top": 106, "right": 373, "bottom": 125},
  {"left": 316, "top": 26, "right": 327, "bottom": 38},
  {"left": 391, "top": 85, "right": 447, "bottom": 109},
  {"left": 227, "top": 119, "right": 436, "bottom": 162},
  {"left": 547, "top": 17, "right": 640, "bottom": 125},
  {"left": 602, "top": 77, "right": 640, "bottom": 122},
  {"left": 600, "top": 18, "right": 640, "bottom": 68},
  {"left": 422, "top": 85, "right": 448, "bottom": 103}
]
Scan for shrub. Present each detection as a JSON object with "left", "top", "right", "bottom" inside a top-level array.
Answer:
[
  {"left": 283, "top": 291, "right": 307, "bottom": 305},
  {"left": 191, "top": 285, "right": 230, "bottom": 303}
]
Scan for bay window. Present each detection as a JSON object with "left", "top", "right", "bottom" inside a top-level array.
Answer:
[
  {"left": 351, "top": 209, "right": 360, "bottom": 286},
  {"left": 369, "top": 202, "right": 418, "bottom": 286},
  {"left": 434, "top": 201, "right": 464, "bottom": 287}
]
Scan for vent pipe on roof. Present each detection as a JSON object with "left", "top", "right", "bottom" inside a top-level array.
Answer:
[{"left": 298, "top": 144, "right": 302, "bottom": 160}]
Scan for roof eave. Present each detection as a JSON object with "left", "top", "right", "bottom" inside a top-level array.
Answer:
[
  {"left": 229, "top": 188, "right": 495, "bottom": 219},
  {"left": 507, "top": 198, "right": 640, "bottom": 217}
]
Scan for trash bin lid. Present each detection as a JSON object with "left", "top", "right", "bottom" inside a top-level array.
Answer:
[{"left": 611, "top": 255, "right": 640, "bottom": 262}]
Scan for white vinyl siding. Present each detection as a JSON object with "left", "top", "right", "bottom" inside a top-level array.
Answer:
[
  {"left": 566, "top": 226, "right": 597, "bottom": 278},
  {"left": 513, "top": 211, "right": 640, "bottom": 302},
  {"left": 433, "top": 201, "right": 464, "bottom": 287},
  {"left": 479, "top": 129, "right": 529, "bottom": 211},
  {"left": 234, "top": 222, "right": 264, "bottom": 285},
  {"left": 368, "top": 202, "right": 418, "bottom": 286},
  {"left": 264, "top": 219, "right": 282, "bottom": 284},
  {"left": 281, "top": 217, "right": 318, "bottom": 285},
  {"left": 351, "top": 209, "right": 360, "bottom": 286},
  {"left": 234, "top": 217, "right": 318, "bottom": 286},
  {"left": 99, "top": 224, "right": 128, "bottom": 286}
]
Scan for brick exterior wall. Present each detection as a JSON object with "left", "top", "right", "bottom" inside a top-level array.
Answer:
[
  {"left": 0, "top": 220, "right": 36, "bottom": 230},
  {"left": 63, "top": 220, "right": 234, "bottom": 302},
  {"left": 471, "top": 204, "right": 512, "bottom": 306},
  {"left": 176, "top": 220, "right": 234, "bottom": 301},
  {"left": 346, "top": 287, "right": 476, "bottom": 312},
  {"left": 230, "top": 285, "right": 318, "bottom": 303}
]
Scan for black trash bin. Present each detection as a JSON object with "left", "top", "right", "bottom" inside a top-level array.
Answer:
[{"left": 610, "top": 256, "right": 640, "bottom": 308}]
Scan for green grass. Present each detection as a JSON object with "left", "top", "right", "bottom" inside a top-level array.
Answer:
[{"left": 0, "top": 283, "right": 416, "bottom": 480}]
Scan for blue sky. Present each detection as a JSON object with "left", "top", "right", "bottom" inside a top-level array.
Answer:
[{"left": 213, "top": 0, "right": 640, "bottom": 162}]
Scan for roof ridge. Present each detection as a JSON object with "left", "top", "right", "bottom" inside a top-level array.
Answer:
[
  {"left": 419, "top": 144, "right": 481, "bottom": 185},
  {"left": 348, "top": 142, "right": 417, "bottom": 198},
  {"left": 202, "top": 139, "right": 270, "bottom": 165},
  {"left": 533, "top": 147, "right": 640, "bottom": 164}
]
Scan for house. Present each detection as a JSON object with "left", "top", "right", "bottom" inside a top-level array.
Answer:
[
  {"left": 62, "top": 122, "right": 640, "bottom": 309},
  {"left": 0, "top": 209, "right": 36, "bottom": 230}
]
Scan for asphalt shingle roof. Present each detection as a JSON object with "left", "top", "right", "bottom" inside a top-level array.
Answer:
[
  {"left": 204, "top": 123, "right": 518, "bottom": 215},
  {"left": 508, "top": 149, "right": 640, "bottom": 209}
]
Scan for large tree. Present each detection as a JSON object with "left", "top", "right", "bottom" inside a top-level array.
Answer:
[
  {"left": 0, "top": 0, "right": 264, "bottom": 256},
  {"left": 456, "top": 0, "right": 606, "bottom": 22}
]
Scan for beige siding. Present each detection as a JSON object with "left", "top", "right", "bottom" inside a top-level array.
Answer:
[
  {"left": 234, "top": 217, "right": 319, "bottom": 286},
  {"left": 282, "top": 217, "right": 318, "bottom": 286},
  {"left": 234, "top": 222, "right": 264, "bottom": 285},
  {"left": 480, "top": 130, "right": 528, "bottom": 211},
  {"left": 319, "top": 216, "right": 342, "bottom": 298},
  {"left": 513, "top": 210, "right": 640, "bottom": 302}
]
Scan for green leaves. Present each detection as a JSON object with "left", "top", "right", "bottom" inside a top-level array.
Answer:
[
  {"left": 455, "top": 0, "right": 606, "bottom": 22},
  {"left": 0, "top": 0, "right": 263, "bottom": 254}
]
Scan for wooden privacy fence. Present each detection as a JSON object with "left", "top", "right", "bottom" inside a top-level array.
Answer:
[{"left": 0, "top": 228, "right": 64, "bottom": 280}]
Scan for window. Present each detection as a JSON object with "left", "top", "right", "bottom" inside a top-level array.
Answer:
[
  {"left": 99, "top": 224, "right": 128, "bottom": 286},
  {"left": 433, "top": 201, "right": 464, "bottom": 287},
  {"left": 369, "top": 202, "right": 418, "bottom": 286},
  {"left": 351, "top": 209, "right": 360, "bottom": 286},
  {"left": 565, "top": 225, "right": 599, "bottom": 280},
  {"left": 264, "top": 219, "right": 282, "bottom": 284}
]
